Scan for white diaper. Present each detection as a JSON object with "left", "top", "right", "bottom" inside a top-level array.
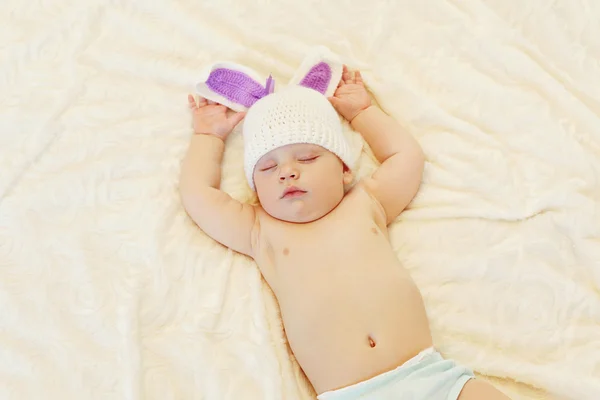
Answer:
[{"left": 317, "top": 347, "right": 474, "bottom": 400}]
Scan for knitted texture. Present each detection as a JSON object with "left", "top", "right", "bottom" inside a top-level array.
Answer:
[
  {"left": 299, "top": 62, "right": 331, "bottom": 94},
  {"left": 243, "top": 86, "right": 354, "bottom": 190},
  {"left": 206, "top": 68, "right": 268, "bottom": 108}
]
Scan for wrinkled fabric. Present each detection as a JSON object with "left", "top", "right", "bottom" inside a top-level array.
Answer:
[{"left": 1, "top": 1, "right": 599, "bottom": 399}]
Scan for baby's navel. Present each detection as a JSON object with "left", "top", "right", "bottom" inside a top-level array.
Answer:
[
  {"left": 368, "top": 335, "right": 376, "bottom": 348},
  {"left": 283, "top": 248, "right": 290, "bottom": 256},
  {"left": 371, "top": 227, "right": 378, "bottom": 235}
]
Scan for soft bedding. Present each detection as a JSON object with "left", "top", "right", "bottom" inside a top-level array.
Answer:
[{"left": 1, "top": 0, "right": 599, "bottom": 399}]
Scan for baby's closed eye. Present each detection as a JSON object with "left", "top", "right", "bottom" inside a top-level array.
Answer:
[
  {"left": 298, "top": 156, "right": 319, "bottom": 163},
  {"left": 259, "top": 163, "right": 277, "bottom": 172}
]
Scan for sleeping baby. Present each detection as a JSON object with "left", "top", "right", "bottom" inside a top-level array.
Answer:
[{"left": 179, "top": 48, "right": 510, "bottom": 400}]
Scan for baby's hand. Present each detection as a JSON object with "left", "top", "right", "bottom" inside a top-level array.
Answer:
[
  {"left": 187, "top": 94, "right": 246, "bottom": 140},
  {"left": 328, "top": 66, "right": 372, "bottom": 122}
]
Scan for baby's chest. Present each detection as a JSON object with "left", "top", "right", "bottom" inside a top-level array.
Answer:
[
  {"left": 254, "top": 189, "right": 387, "bottom": 282},
  {"left": 280, "top": 215, "right": 377, "bottom": 247},
  {"left": 257, "top": 218, "right": 391, "bottom": 300},
  {"left": 258, "top": 211, "right": 383, "bottom": 269}
]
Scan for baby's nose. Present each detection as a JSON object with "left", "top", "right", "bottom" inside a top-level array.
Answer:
[
  {"left": 279, "top": 171, "right": 297, "bottom": 181},
  {"left": 279, "top": 165, "right": 299, "bottom": 181}
]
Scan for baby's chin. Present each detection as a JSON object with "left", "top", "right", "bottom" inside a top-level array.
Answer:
[{"left": 264, "top": 201, "right": 332, "bottom": 224}]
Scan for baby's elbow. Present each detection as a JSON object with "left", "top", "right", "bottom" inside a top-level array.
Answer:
[
  {"left": 179, "top": 189, "right": 199, "bottom": 219},
  {"left": 413, "top": 141, "right": 426, "bottom": 164},
  {"left": 416, "top": 149, "right": 426, "bottom": 176},
  {"left": 178, "top": 182, "right": 195, "bottom": 210},
  {"left": 397, "top": 141, "right": 425, "bottom": 174},
  {"left": 179, "top": 185, "right": 211, "bottom": 220},
  {"left": 405, "top": 147, "right": 425, "bottom": 179}
]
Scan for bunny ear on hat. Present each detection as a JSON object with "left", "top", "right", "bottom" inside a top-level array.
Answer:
[
  {"left": 195, "top": 62, "right": 275, "bottom": 112},
  {"left": 288, "top": 46, "right": 343, "bottom": 98},
  {"left": 195, "top": 47, "right": 342, "bottom": 111}
]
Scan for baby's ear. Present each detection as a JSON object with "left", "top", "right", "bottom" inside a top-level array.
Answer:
[
  {"left": 195, "top": 62, "right": 270, "bottom": 112},
  {"left": 288, "top": 46, "right": 343, "bottom": 98}
]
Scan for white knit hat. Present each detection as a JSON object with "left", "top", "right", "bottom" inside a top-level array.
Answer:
[
  {"left": 242, "top": 86, "right": 354, "bottom": 190},
  {"left": 194, "top": 46, "right": 357, "bottom": 189}
]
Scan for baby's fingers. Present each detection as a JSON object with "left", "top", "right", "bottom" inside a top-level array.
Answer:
[
  {"left": 197, "top": 96, "right": 208, "bottom": 107},
  {"left": 187, "top": 94, "right": 197, "bottom": 109},
  {"left": 355, "top": 71, "right": 364, "bottom": 85},
  {"left": 189, "top": 94, "right": 210, "bottom": 109},
  {"left": 342, "top": 67, "right": 352, "bottom": 83},
  {"left": 342, "top": 65, "right": 349, "bottom": 77},
  {"left": 188, "top": 95, "right": 210, "bottom": 109}
]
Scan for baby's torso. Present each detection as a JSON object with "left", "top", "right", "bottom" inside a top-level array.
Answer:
[{"left": 252, "top": 185, "right": 433, "bottom": 395}]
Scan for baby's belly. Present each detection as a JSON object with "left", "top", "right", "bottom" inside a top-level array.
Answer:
[{"left": 274, "top": 257, "right": 433, "bottom": 395}]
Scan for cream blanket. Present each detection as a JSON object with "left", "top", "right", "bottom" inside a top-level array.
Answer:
[{"left": 1, "top": 0, "right": 599, "bottom": 399}]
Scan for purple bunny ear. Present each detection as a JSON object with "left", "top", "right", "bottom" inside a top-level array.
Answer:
[
  {"left": 195, "top": 62, "right": 274, "bottom": 112},
  {"left": 289, "top": 46, "right": 343, "bottom": 97},
  {"left": 299, "top": 62, "right": 332, "bottom": 94}
]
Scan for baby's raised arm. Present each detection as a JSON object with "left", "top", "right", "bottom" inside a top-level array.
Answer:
[
  {"left": 329, "top": 67, "right": 425, "bottom": 224},
  {"left": 351, "top": 106, "right": 425, "bottom": 224},
  {"left": 179, "top": 95, "right": 256, "bottom": 257}
]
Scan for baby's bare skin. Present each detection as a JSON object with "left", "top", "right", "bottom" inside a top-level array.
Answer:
[
  {"left": 253, "top": 184, "right": 432, "bottom": 394},
  {"left": 180, "top": 67, "right": 511, "bottom": 399}
]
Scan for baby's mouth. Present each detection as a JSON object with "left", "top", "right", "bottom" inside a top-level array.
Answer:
[{"left": 281, "top": 187, "right": 307, "bottom": 199}]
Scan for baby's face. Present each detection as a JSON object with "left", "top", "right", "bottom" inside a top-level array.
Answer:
[{"left": 253, "top": 143, "right": 353, "bottom": 223}]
